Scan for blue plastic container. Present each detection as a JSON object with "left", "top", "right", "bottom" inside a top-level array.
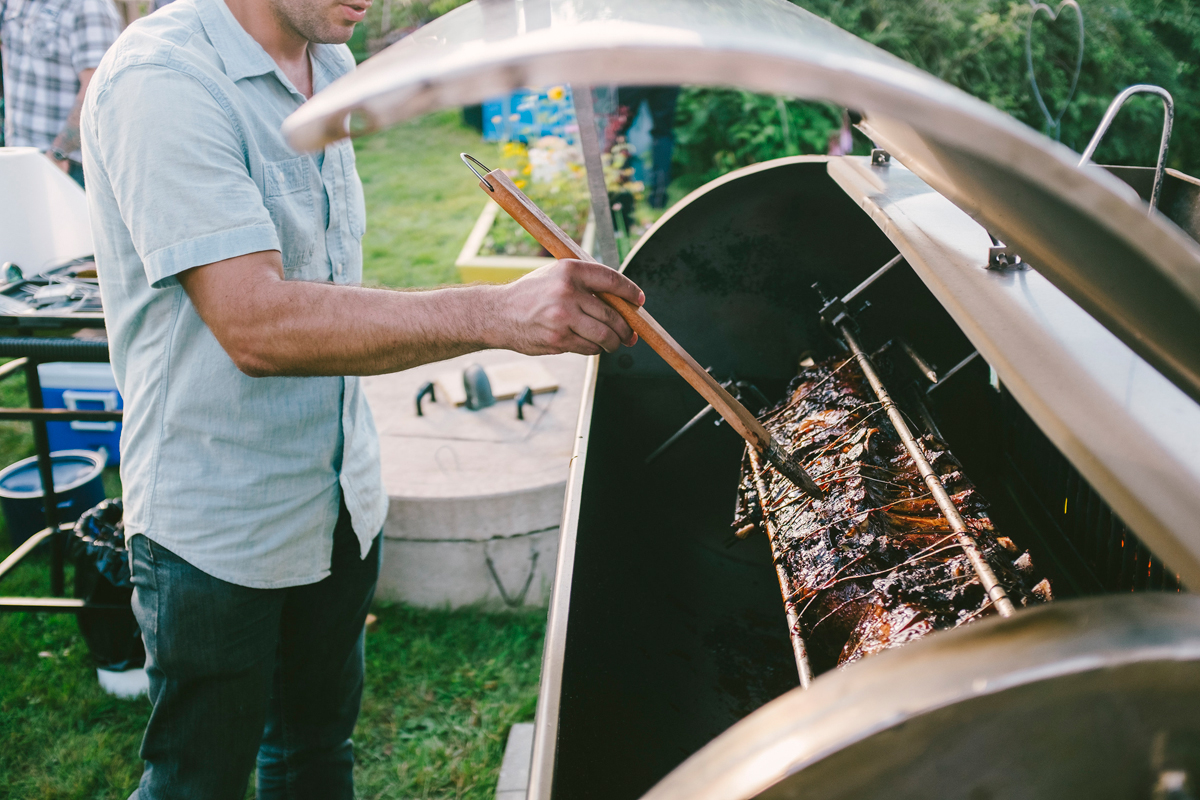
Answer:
[
  {"left": 0, "top": 450, "right": 106, "bottom": 548},
  {"left": 38, "top": 362, "right": 123, "bottom": 466}
]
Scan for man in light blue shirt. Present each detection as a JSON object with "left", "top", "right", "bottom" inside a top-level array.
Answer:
[{"left": 81, "top": 0, "right": 644, "bottom": 792}]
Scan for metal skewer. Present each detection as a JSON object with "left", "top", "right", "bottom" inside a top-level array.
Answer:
[
  {"left": 645, "top": 376, "right": 732, "bottom": 465},
  {"left": 839, "top": 327, "right": 1016, "bottom": 617},
  {"left": 899, "top": 340, "right": 938, "bottom": 384},
  {"left": 748, "top": 447, "right": 814, "bottom": 687}
]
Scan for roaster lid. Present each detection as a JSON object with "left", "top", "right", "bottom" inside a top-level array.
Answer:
[{"left": 283, "top": 0, "right": 1200, "bottom": 405}]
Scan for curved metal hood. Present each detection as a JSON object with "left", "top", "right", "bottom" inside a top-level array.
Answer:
[{"left": 283, "top": 0, "right": 1200, "bottom": 405}]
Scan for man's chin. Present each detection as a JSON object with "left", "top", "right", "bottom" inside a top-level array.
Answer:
[{"left": 308, "top": 20, "right": 356, "bottom": 45}]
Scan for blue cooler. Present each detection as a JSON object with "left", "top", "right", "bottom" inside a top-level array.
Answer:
[
  {"left": 0, "top": 450, "right": 107, "bottom": 548},
  {"left": 38, "top": 362, "right": 123, "bottom": 466}
]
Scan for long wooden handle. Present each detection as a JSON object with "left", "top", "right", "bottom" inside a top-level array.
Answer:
[{"left": 481, "top": 168, "right": 774, "bottom": 454}]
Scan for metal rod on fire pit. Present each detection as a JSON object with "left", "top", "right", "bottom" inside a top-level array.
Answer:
[
  {"left": 747, "top": 447, "right": 814, "bottom": 688},
  {"left": 463, "top": 153, "right": 825, "bottom": 498},
  {"left": 839, "top": 327, "right": 1016, "bottom": 618}
]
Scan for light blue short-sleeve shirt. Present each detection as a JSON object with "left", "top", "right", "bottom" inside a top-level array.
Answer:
[{"left": 81, "top": 0, "right": 387, "bottom": 588}]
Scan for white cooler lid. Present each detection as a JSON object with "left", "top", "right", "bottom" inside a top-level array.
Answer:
[{"left": 37, "top": 361, "right": 119, "bottom": 391}]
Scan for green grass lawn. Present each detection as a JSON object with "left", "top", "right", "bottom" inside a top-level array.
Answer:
[
  {"left": 356, "top": 110, "right": 487, "bottom": 289},
  {"left": 0, "top": 111, "right": 548, "bottom": 799},
  {"left": 0, "top": 544, "right": 546, "bottom": 799}
]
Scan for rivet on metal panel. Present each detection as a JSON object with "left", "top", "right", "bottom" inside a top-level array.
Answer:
[{"left": 986, "top": 234, "right": 1026, "bottom": 271}]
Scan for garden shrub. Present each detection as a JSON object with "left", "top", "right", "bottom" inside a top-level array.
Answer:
[{"left": 672, "top": 0, "right": 1199, "bottom": 183}]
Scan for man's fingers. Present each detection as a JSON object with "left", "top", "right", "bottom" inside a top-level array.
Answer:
[
  {"left": 502, "top": 259, "right": 645, "bottom": 356},
  {"left": 555, "top": 331, "right": 603, "bottom": 356},
  {"left": 567, "top": 260, "right": 645, "bottom": 307},
  {"left": 579, "top": 294, "right": 636, "bottom": 346},
  {"left": 570, "top": 314, "right": 623, "bottom": 354}
]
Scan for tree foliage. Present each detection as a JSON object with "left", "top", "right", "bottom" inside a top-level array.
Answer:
[
  {"left": 673, "top": 0, "right": 1200, "bottom": 183},
  {"left": 671, "top": 92, "right": 849, "bottom": 188}
]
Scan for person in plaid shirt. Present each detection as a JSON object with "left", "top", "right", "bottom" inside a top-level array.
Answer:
[{"left": 1, "top": 0, "right": 120, "bottom": 185}]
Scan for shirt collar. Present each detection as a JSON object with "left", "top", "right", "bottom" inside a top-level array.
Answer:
[
  {"left": 195, "top": 0, "right": 347, "bottom": 97},
  {"left": 195, "top": 0, "right": 278, "bottom": 83}
]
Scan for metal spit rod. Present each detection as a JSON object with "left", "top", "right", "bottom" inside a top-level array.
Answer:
[
  {"left": 747, "top": 447, "right": 814, "bottom": 687},
  {"left": 840, "top": 327, "right": 1016, "bottom": 617},
  {"left": 927, "top": 350, "right": 979, "bottom": 394},
  {"left": 899, "top": 340, "right": 938, "bottom": 385},
  {"left": 843, "top": 254, "right": 903, "bottom": 306}
]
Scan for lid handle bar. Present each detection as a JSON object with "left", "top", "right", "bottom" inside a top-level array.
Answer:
[{"left": 1078, "top": 84, "right": 1174, "bottom": 214}]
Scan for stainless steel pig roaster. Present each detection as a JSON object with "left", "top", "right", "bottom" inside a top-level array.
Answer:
[{"left": 284, "top": 2, "right": 1200, "bottom": 797}]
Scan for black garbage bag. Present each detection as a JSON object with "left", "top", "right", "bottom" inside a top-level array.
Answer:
[{"left": 70, "top": 498, "right": 145, "bottom": 671}]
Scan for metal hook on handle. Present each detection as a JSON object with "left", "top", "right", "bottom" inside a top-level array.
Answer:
[
  {"left": 1078, "top": 85, "right": 1174, "bottom": 214},
  {"left": 460, "top": 153, "right": 494, "bottom": 192}
]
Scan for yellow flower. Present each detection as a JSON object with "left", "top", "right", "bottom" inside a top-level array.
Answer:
[{"left": 514, "top": 179, "right": 527, "bottom": 189}]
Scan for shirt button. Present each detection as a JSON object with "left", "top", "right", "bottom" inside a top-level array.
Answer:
[{"left": 335, "top": 263, "right": 343, "bottom": 277}]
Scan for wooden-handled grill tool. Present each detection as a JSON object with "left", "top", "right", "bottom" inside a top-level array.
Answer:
[{"left": 461, "top": 153, "right": 825, "bottom": 499}]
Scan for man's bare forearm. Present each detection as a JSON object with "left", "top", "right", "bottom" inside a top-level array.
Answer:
[
  {"left": 178, "top": 250, "right": 642, "bottom": 377},
  {"left": 232, "top": 280, "right": 503, "bottom": 377},
  {"left": 51, "top": 68, "right": 95, "bottom": 156}
]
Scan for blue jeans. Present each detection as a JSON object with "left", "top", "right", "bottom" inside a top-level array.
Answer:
[{"left": 128, "top": 502, "right": 380, "bottom": 799}]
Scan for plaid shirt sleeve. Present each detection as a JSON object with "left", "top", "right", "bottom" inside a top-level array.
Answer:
[{"left": 68, "top": 0, "right": 122, "bottom": 74}]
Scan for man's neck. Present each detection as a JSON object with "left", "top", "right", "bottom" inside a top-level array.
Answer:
[{"left": 223, "top": 0, "right": 313, "bottom": 98}]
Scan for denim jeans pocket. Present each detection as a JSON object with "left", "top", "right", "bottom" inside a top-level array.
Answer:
[
  {"left": 128, "top": 534, "right": 157, "bottom": 591},
  {"left": 127, "top": 535, "right": 159, "bottom": 654}
]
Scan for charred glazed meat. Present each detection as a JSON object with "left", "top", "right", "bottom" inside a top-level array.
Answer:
[{"left": 733, "top": 357, "right": 1051, "bottom": 674}]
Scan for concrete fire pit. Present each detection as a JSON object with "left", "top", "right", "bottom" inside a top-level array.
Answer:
[{"left": 361, "top": 349, "right": 588, "bottom": 609}]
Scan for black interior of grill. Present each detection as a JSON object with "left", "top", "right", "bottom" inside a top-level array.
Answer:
[{"left": 549, "top": 160, "right": 1182, "bottom": 800}]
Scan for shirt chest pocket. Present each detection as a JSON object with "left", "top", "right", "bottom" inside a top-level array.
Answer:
[
  {"left": 263, "top": 157, "right": 318, "bottom": 278},
  {"left": 334, "top": 142, "right": 366, "bottom": 240}
]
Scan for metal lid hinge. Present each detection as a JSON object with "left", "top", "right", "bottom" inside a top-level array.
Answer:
[{"left": 987, "top": 234, "right": 1026, "bottom": 272}]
